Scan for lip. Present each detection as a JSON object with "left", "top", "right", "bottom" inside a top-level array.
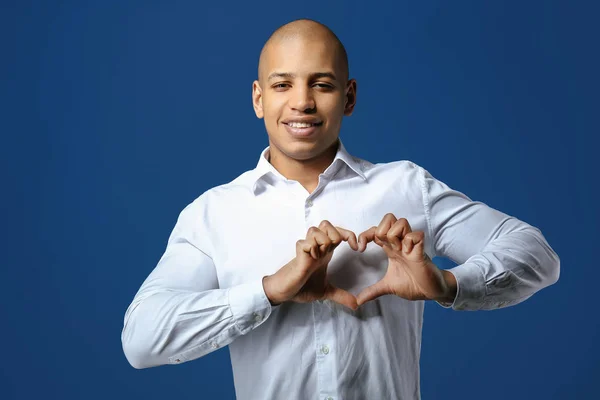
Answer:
[
  {"left": 282, "top": 117, "right": 322, "bottom": 124},
  {"left": 282, "top": 121, "right": 322, "bottom": 138}
]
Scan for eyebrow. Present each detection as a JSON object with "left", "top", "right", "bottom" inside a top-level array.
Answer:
[{"left": 267, "top": 72, "right": 338, "bottom": 81}]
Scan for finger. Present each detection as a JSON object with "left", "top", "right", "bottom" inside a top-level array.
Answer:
[
  {"left": 360, "top": 229, "right": 391, "bottom": 250},
  {"left": 306, "top": 226, "right": 332, "bottom": 255},
  {"left": 299, "top": 237, "right": 319, "bottom": 259},
  {"left": 356, "top": 279, "right": 392, "bottom": 306},
  {"left": 373, "top": 235, "right": 389, "bottom": 249},
  {"left": 318, "top": 221, "right": 359, "bottom": 252},
  {"left": 318, "top": 220, "right": 343, "bottom": 251},
  {"left": 375, "top": 213, "right": 398, "bottom": 248},
  {"left": 402, "top": 234, "right": 415, "bottom": 253},
  {"left": 403, "top": 231, "right": 424, "bottom": 255},
  {"left": 357, "top": 226, "right": 376, "bottom": 252},
  {"left": 359, "top": 227, "right": 394, "bottom": 254},
  {"left": 387, "top": 218, "right": 412, "bottom": 251},
  {"left": 325, "top": 284, "right": 358, "bottom": 310},
  {"left": 335, "top": 226, "right": 359, "bottom": 251}
]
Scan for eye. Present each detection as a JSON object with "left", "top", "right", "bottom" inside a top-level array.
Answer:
[
  {"left": 314, "top": 83, "right": 334, "bottom": 90},
  {"left": 272, "top": 83, "right": 290, "bottom": 90}
]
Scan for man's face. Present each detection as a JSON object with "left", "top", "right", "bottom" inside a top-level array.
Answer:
[{"left": 253, "top": 37, "right": 356, "bottom": 161}]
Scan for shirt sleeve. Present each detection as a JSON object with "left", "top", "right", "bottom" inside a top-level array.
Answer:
[
  {"left": 419, "top": 166, "right": 560, "bottom": 311},
  {"left": 121, "top": 199, "right": 273, "bottom": 369}
]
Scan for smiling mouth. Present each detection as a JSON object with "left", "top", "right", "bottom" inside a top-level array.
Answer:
[
  {"left": 282, "top": 121, "right": 323, "bottom": 137},
  {"left": 283, "top": 121, "right": 323, "bottom": 128}
]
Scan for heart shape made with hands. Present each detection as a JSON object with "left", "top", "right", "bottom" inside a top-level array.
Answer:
[{"left": 304, "top": 213, "right": 454, "bottom": 309}]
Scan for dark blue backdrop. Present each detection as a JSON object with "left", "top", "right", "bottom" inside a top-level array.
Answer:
[{"left": 2, "top": 1, "right": 598, "bottom": 399}]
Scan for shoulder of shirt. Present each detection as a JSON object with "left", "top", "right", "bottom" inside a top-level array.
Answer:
[
  {"left": 361, "top": 157, "right": 426, "bottom": 176},
  {"left": 167, "top": 170, "right": 254, "bottom": 236},
  {"left": 176, "top": 168, "right": 260, "bottom": 213}
]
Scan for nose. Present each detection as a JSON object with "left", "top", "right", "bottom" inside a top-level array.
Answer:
[{"left": 289, "top": 86, "right": 315, "bottom": 112}]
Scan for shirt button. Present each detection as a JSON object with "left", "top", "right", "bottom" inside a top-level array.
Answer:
[
  {"left": 175, "top": 358, "right": 181, "bottom": 363},
  {"left": 253, "top": 312, "right": 262, "bottom": 322},
  {"left": 326, "top": 397, "right": 334, "bottom": 400},
  {"left": 211, "top": 341, "right": 218, "bottom": 349},
  {"left": 321, "top": 345, "right": 330, "bottom": 355},
  {"left": 306, "top": 199, "right": 313, "bottom": 207}
]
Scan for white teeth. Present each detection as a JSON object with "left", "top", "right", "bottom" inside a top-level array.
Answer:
[{"left": 287, "top": 122, "right": 317, "bottom": 128}]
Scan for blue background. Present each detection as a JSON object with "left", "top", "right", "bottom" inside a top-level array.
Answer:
[{"left": 2, "top": 1, "right": 598, "bottom": 399}]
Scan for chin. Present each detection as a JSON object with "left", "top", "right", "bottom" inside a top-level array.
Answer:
[{"left": 284, "top": 145, "right": 320, "bottom": 160}]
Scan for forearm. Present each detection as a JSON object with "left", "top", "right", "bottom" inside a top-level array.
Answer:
[
  {"left": 121, "top": 279, "right": 271, "bottom": 369},
  {"left": 448, "top": 224, "right": 560, "bottom": 310},
  {"left": 421, "top": 165, "right": 560, "bottom": 311}
]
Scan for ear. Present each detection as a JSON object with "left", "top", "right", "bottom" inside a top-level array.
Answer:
[
  {"left": 252, "top": 80, "right": 264, "bottom": 119},
  {"left": 343, "top": 79, "right": 357, "bottom": 117}
]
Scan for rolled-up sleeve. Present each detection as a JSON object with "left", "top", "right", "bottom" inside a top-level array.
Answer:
[
  {"left": 419, "top": 166, "right": 560, "bottom": 310},
  {"left": 121, "top": 199, "right": 272, "bottom": 369}
]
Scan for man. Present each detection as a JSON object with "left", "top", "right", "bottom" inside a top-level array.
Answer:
[{"left": 121, "top": 19, "right": 560, "bottom": 400}]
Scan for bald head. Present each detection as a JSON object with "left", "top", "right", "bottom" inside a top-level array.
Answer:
[{"left": 258, "top": 19, "right": 349, "bottom": 84}]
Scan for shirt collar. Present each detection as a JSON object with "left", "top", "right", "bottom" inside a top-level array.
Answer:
[{"left": 251, "top": 138, "right": 367, "bottom": 195}]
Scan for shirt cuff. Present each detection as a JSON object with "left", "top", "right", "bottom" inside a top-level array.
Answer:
[
  {"left": 436, "top": 262, "right": 486, "bottom": 311},
  {"left": 228, "top": 279, "right": 273, "bottom": 335}
]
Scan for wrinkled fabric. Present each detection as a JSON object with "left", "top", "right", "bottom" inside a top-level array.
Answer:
[{"left": 122, "top": 139, "right": 559, "bottom": 400}]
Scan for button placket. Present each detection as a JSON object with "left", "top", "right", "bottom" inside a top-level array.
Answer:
[
  {"left": 306, "top": 197, "right": 338, "bottom": 400},
  {"left": 313, "top": 304, "right": 338, "bottom": 400},
  {"left": 252, "top": 312, "right": 262, "bottom": 323}
]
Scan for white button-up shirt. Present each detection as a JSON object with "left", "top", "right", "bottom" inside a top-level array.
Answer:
[{"left": 121, "top": 139, "right": 559, "bottom": 400}]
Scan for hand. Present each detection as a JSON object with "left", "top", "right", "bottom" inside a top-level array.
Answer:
[
  {"left": 262, "top": 220, "right": 360, "bottom": 310},
  {"left": 355, "top": 213, "right": 457, "bottom": 306}
]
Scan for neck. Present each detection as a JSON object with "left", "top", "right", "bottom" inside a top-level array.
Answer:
[{"left": 268, "top": 139, "right": 339, "bottom": 194}]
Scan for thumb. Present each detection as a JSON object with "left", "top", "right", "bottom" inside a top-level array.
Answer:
[
  {"left": 356, "top": 279, "right": 391, "bottom": 306},
  {"left": 325, "top": 284, "right": 358, "bottom": 310}
]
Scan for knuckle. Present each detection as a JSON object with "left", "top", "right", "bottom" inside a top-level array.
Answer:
[{"left": 319, "top": 220, "right": 331, "bottom": 227}]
